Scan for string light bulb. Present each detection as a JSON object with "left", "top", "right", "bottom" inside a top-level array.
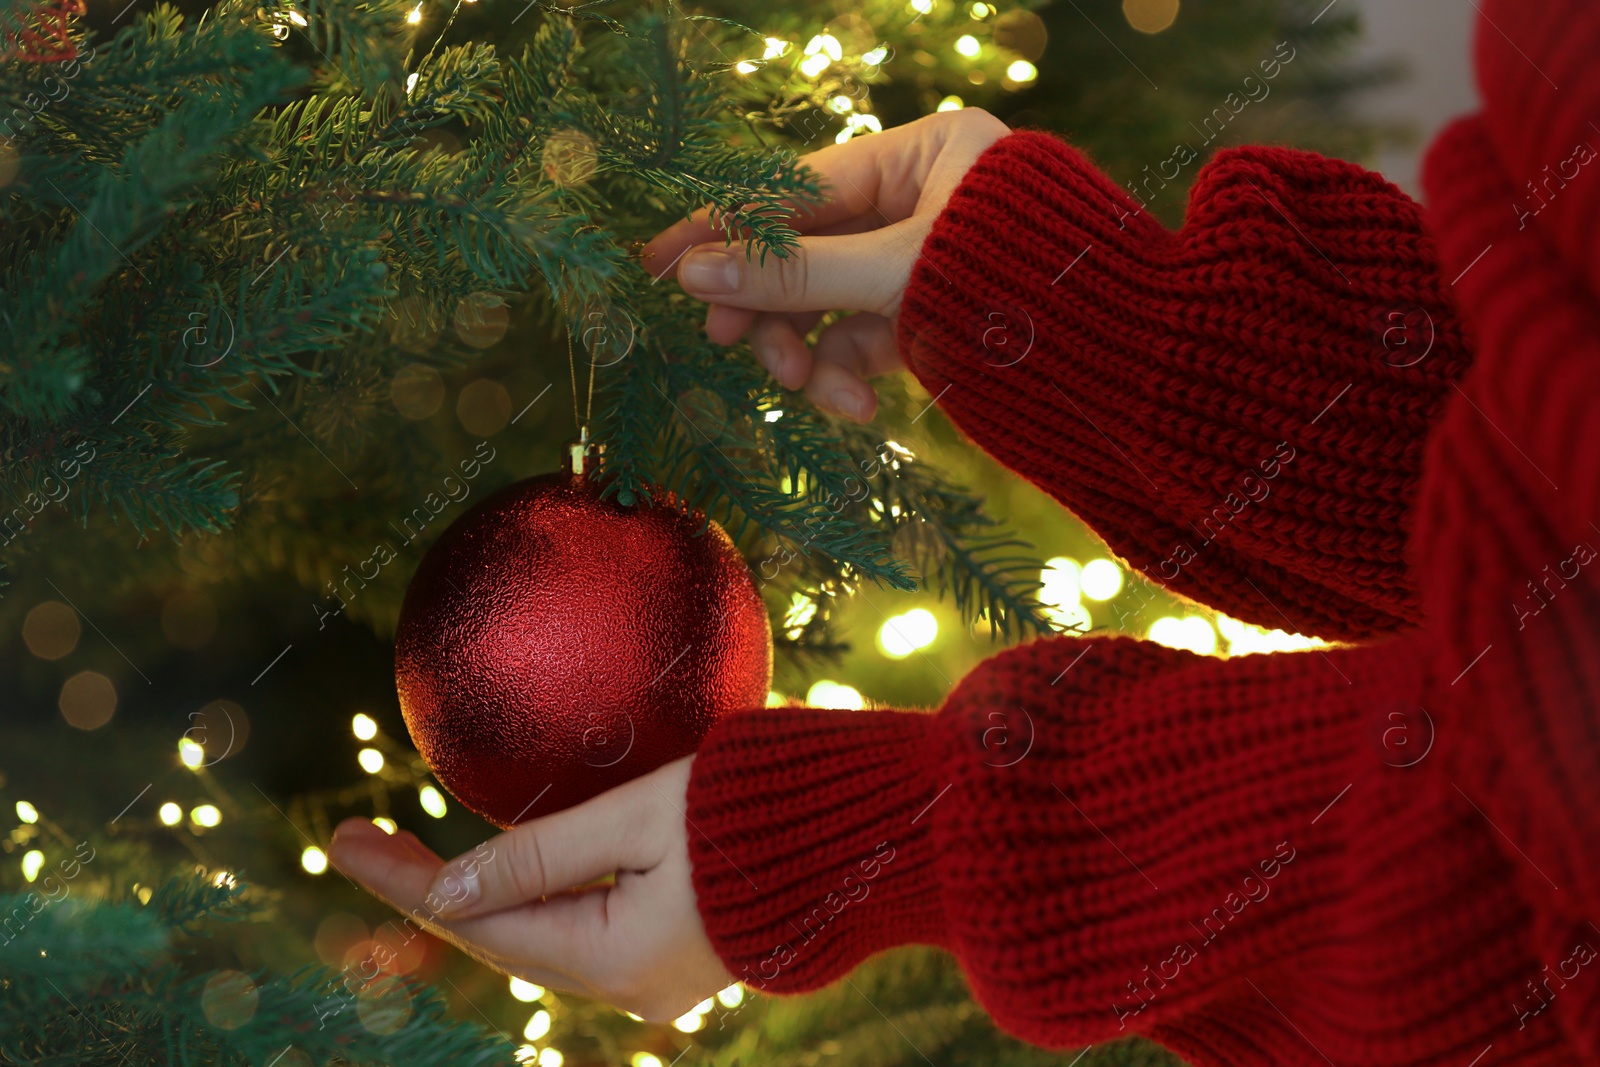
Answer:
[
  {"left": 761, "top": 37, "right": 790, "bottom": 59},
  {"left": 734, "top": 60, "right": 759, "bottom": 74},
  {"left": 538, "top": 1050, "right": 563, "bottom": 1067},
  {"left": 357, "top": 747, "right": 385, "bottom": 774},
  {"left": 523, "top": 1010, "right": 552, "bottom": 1041},
  {"left": 286, "top": 8, "right": 307, "bottom": 25},
  {"left": 937, "top": 94, "right": 964, "bottom": 111},
  {"left": 158, "top": 802, "right": 183, "bottom": 826},
  {"left": 419, "top": 784, "right": 448, "bottom": 818},
  {"left": 351, "top": 713, "right": 378, "bottom": 741},
  {"left": 716, "top": 984, "right": 745, "bottom": 1007},
  {"left": 371, "top": 817, "right": 397, "bottom": 834},
  {"left": 405, "top": 4, "right": 422, "bottom": 23},
  {"left": 179, "top": 738, "right": 205, "bottom": 769},
  {"left": 190, "top": 804, "right": 222, "bottom": 828},
  {"left": 15, "top": 800, "right": 38, "bottom": 824},
  {"left": 861, "top": 45, "right": 888, "bottom": 65},
  {"left": 301, "top": 846, "right": 329, "bottom": 874},
  {"left": 21, "top": 850, "right": 44, "bottom": 882},
  {"left": 955, "top": 34, "right": 981, "bottom": 58},
  {"left": 630, "top": 1055, "right": 663, "bottom": 1067},
  {"left": 799, "top": 52, "right": 830, "bottom": 78},
  {"left": 671, "top": 1010, "right": 705, "bottom": 1033},
  {"left": 510, "top": 978, "right": 545, "bottom": 1002},
  {"left": 803, "top": 33, "right": 843, "bottom": 61}
]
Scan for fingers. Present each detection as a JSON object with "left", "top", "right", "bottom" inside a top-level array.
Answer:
[
  {"left": 670, "top": 223, "right": 925, "bottom": 316},
  {"left": 805, "top": 314, "right": 901, "bottom": 422},
  {"left": 425, "top": 779, "right": 667, "bottom": 921}
]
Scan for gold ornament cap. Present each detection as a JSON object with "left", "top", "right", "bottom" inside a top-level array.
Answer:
[{"left": 564, "top": 428, "right": 604, "bottom": 479}]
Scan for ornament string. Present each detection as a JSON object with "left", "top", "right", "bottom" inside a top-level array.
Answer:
[{"left": 561, "top": 271, "right": 597, "bottom": 440}]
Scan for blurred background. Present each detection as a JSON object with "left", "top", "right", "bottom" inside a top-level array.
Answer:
[{"left": 0, "top": 1, "right": 1481, "bottom": 1065}]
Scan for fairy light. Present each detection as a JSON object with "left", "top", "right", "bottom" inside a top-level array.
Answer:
[
  {"left": 419, "top": 785, "right": 448, "bottom": 818},
  {"left": 937, "top": 94, "right": 964, "bottom": 111},
  {"left": 538, "top": 1050, "right": 563, "bottom": 1067},
  {"left": 806, "top": 680, "right": 864, "bottom": 710},
  {"left": 523, "top": 1010, "right": 552, "bottom": 1041},
  {"left": 835, "top": 113, "right": 883, "bottom": 143},
  {"left": 1148, "top": 616, "right": 1218, "bottom": 656},
  {"left": 21, "top": 850, "right": 44, "bottom": 882},
  {"left": 799, "top": 52, "right": 830, "bottom": 78},
  {"left": 671, "top": 1010, "right": 704, "bottom": 1033},
  {"left": 351, "top": 713, "right": 378, "bottom": 741},
  {"left": 179, "top": 738, "right": 204, "bottom": 769},
  {"left": 877, "top": 609, "right": 938, "bottom": 658},
  {"left": 716, "top": 984, "right": 745, "bottom": 1008},
  {"left": 955, "top": 34, "right": 981, "bottom": 58},
  {"left": 861, "top": 45, "right": 888, "bottom": 65},
  {"left": 1006, "top": 59, "right": 1038, "bottom": 83},
  {"left": 734, "top": 60, "right": 759, "bottom": 74},
  {"left": 828, "top": 94, "right": 854, "bottom": 113},
  {"left": 764, "top": 409, "right": 783, "bottom": 422},
  {"left": 371, "top": 817, "right": 397, "bottom": 834},
  {"left": 630, "top": 1055, "right": 663, "bottom": 1067},
  {"left": 405, "top": 71, "right": 420, "bottom": 95},
  {"left": 804, "top": 33, "right": 843, "bottom": 61},
  {"left": 970, "top": 1, "right": 990, "bottom": 15},
  {"left": 286, "top": 8, "right": 307, "bottom": 25},
  {"left": 762, "top": 37, "right": 790, "bottom": 59},
  {"left": 158, "top": 802, "right": 183, "bottom": 826},
  {"left": 405, "top": 3, "right": 422, "bottom": 22},
  {"left": 510, "top": 977, "right": 545, "bottom": 1002},
  {"left": 190, "top": 804, "right": 222, "bottom": 828},
  {"left": 301, "top": 846, "right": 329, "bottom": 874},
  {"left": 357, "top": 748, "right": 385, "bottom": 774},
  {"left": 15, "top": 801, "right": 38, "bottom": 824},
  {"left": 213, "top": 869, "right": 236, "bottom": 888},
  {"left": 909, "top": 0, "right": 934, "bottom": 13},
  {"left": 1079, "top": 559, "right": 1123, "bottom": 601}
]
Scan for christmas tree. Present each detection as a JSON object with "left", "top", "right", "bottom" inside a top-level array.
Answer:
[{"left": 0, "top": 0, "right": 1394, "bottom": 1063}]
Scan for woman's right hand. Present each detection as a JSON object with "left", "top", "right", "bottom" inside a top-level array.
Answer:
[{"left": 642, "top": 108, "right": 1010, "bottom": 423}]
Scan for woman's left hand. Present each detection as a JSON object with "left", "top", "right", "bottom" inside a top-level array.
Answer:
[{"left": 328, "top": 755, "right": 733, "bottom": 1022}]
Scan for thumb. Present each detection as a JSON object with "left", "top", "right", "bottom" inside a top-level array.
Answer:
[
  {"left": 674, "top": 221, "right": 926, "bottom": 317},
  {"left": 427, "top": 784, "right": 663, "bottom": 918}
]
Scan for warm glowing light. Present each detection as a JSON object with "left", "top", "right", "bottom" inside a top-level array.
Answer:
[
  {"left": 352, "top": 713, "right": 378, "bottom": 741},
  {"left": 970, "top": 1, "right": 990, "bottom": 16},
  {"left": 21, "top": 850, "right": 44, "bottom": 882},
  {"left": 836, "top": 112, "right": 883, "bottom": 143},
  {"left": 358, "top": 748, "right": 385, "bottom": 774},
  {"left": 764, "top": 409, "right": 783, "bottom": 422},
  {"left": 716, "top": 984, "right": 745, "bottom": 1008},
  {"left": 828, "top": 94, "right": 854, "bottom": 113},
  {"left": 405, "top": 71, "right": 420, "bottom": 95},
  {"left": 877, "top": 608, "right": 938, "bottom": 658},
  {"left": 286, "top": 8, "right": 307, "bottom": 25},
  {"left": 1215, "top": 615, "right": 1326, "bottom": 657},
  {"left": 15, "top": 801, "right": 38, "bottom": 824},
  {"left": 159, "top": 802, "right": 183, "bottom": 826},
  {"left": 1148, "top": 616, "right": 1218, "bottom": 656},
  {"left": 405, "top": 3, "right": 422, "bottom": 22},
  {"left": 762, "top": 37, "right": 790, "bottom": 59},
  {"left": 955, "top": 34, "right": 981, "bottom": 58},
  {"left": 1080, "top": 559, "right": 1123, "bottom": 601},
  {"left": 515, "top": 1048, "right": 538, "bottom": 1065},
  {"left": 804, "top": 33, "right": 843, "bottom": 61},
  {"left": 538, "top": 1050, "right": 563, "bottom": 1067},
  {"left": 179, "top": 738, "right": 205, "bottom": 769},
  {"left": 1123, "top": 0, "right": 1180, "bottom": 34},
  {"left": 631, "top": 1055, "right": 663, "bottom": 1067},
  {"left": 1005, "top": 59, "right": 1038, "bottom": 83},
  {"left": 909, "top": 0, "right": 934, "bottom": 13},
  {"left": 672, "top": 1010, "right": 705, "bottom": 1033},
  {"left": 783, "top": 592, "right": 818, "bottom": 634},
  {"left": 623, "top": 1011, "right": 645, "bottom": 1022},
  {"left": 862, "top": 45, "right": 888, "bottom": 65},
  {"left": 510, "top": 978, "right": 545, "bottom": 1002},
  {"left": 937, "top": 94, "right": 964, "bottom": 111},
  {"left": 372, "top": 817, "right": 397, "bottom": 834},
  {"left": 419, "top": 785, "right": 448, "bottom": 818},
  {"left": 765, "top": 691, "right": 785, "bottom": 707},
  {"left": 213, "top": 869, "right": 236, "bottom": 888},
  {"left": 524, "top": 1010, "right": 552, "bottom": 1041},
  {"left": 735, "top": 60, "right": 759, "bottom": 74},
  {"left": 806, "top": 680, "right": 865, "bottom": 710},
  {"left": 301, "top": 846, "right": 328, "bottom": 875},
  {"left": 799, "top": 52, "right": 831, "bottom": 78},
  {"left": 191, "top": 804, "right": 222, "bottom": 828}
]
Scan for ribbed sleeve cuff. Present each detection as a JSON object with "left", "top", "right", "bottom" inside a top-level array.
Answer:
[{"left": 685, "top": 706, "right": 949, "bottom": 993}]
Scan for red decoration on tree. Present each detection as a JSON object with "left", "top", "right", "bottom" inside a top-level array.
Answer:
[
  {"left": 2, "top": 0, "right": 86, "bottom": 64},
  {"left": 394, "top": 466, "right": 772, "bottom": 829}
]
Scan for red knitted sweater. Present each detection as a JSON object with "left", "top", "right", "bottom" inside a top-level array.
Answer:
[{"left": 684, "top": 5, "right": 1600, "bottom": 1066}]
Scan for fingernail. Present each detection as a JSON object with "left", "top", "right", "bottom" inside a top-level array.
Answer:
[
  {"left": 830, "top": 390, "right": 866, "bottom": 421},
  {"left": 679, "top": 249, "right": 740, "bottom": 295},
  {"left": 332, "top": 817, "right": 382, "bottom": 844},
  {"left": 430, "top": 863, "right": 480, "bottom": 915},
  {"left": 754, "top": 340, "right": 782, "bottom": 376}
]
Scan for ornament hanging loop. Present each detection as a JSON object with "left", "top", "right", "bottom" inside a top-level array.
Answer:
[{"left": 564, "top": 426, "right": 604, "bottom": 479}]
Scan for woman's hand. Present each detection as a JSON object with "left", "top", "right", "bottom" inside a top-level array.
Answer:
[
  {"left": 643, "top": 108, "right": 1009, "bottom": 423},
  {"left": 328, "top": 756, "right": 732, "bottom": 1023}
]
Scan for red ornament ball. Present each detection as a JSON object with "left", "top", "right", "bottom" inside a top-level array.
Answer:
[{"left": 394, "top": 471, "right": 771, "bottom": 828}]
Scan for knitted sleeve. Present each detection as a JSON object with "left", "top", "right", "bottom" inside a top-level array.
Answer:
[
  {"left": 896, "top": 131, "right": 1474, "bottom": 642},
  {"left": 686, "top": 634, "right": 1448, "bottom": 1053}
]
